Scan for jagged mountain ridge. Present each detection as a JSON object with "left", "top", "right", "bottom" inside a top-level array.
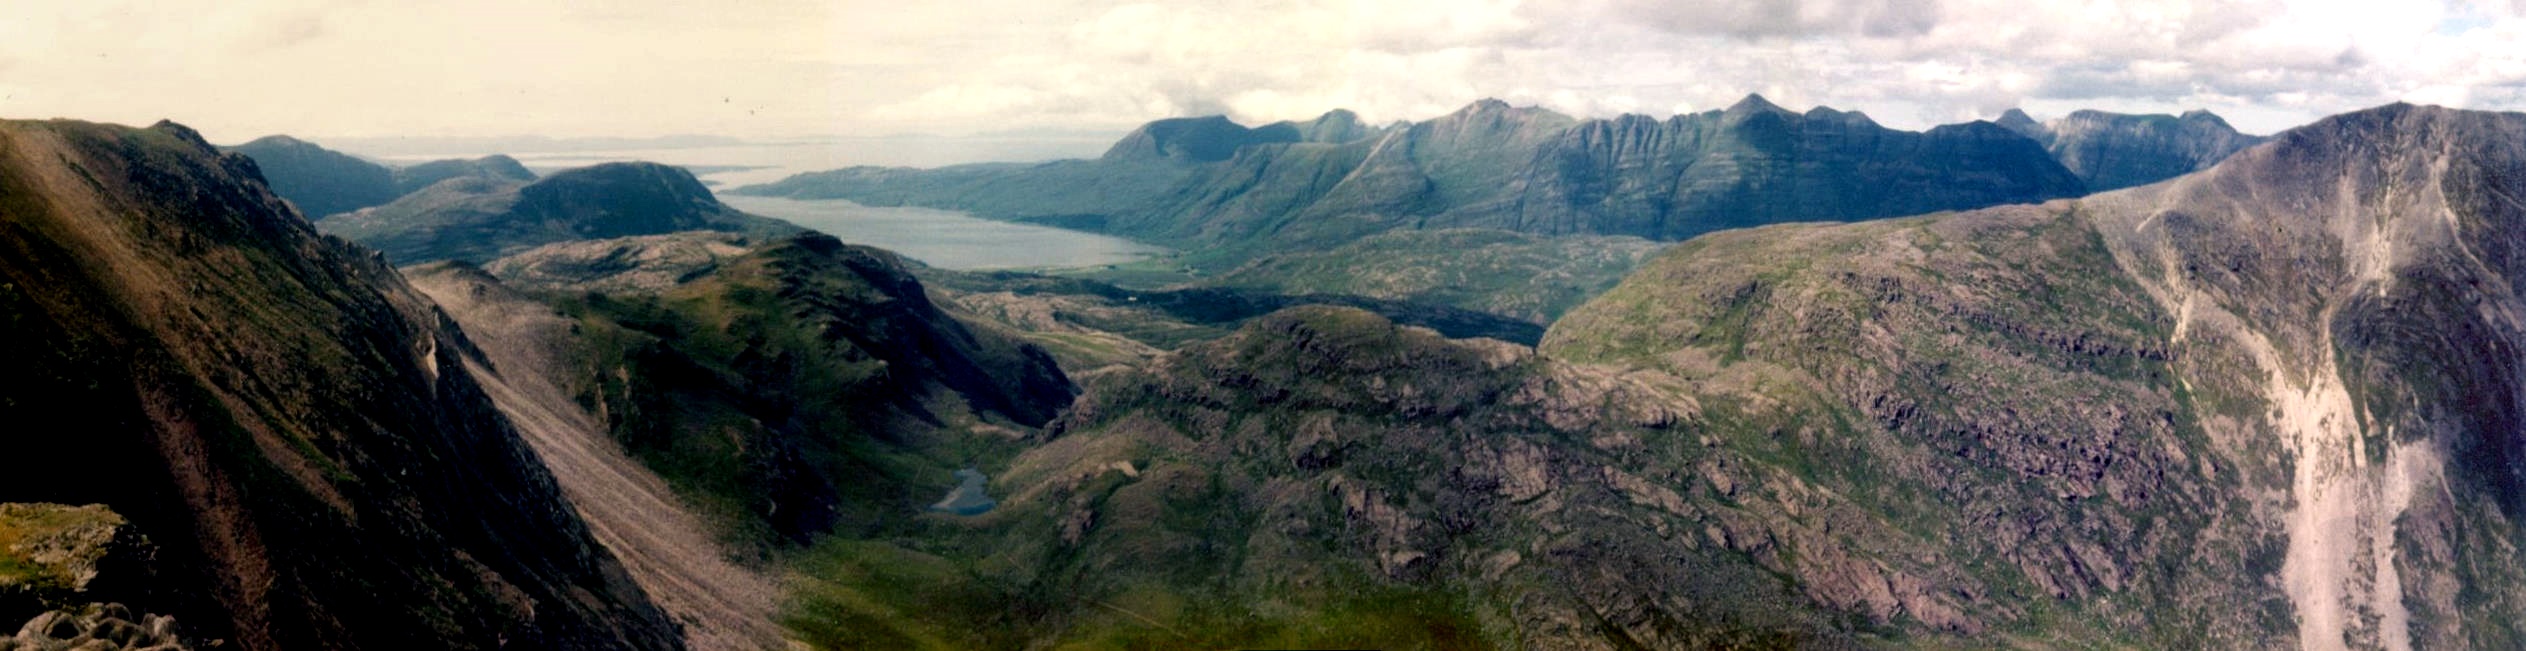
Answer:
[
  {"left": 738, "top": 96, "right": 2101, "bottom": 249},
  {"left": 0, "top": 119, "right": 679, "bottom": 649},
  {"left": 317, "top": 161, "right": 800, "bottom": 264},
  {"left": 1997, "top": 107, "right": 2266, "bottom": 191}
]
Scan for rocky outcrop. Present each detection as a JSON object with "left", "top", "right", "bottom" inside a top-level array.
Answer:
[
  {"left": 851, "top": 102, "right": 2526, "bottom": 649},
  {"left": 1, "top": 603, "right": 188, "bottom": 651},
  {"left": 481, "top": 232, "right": 759, "bottom": 295},
  {"left": 0, "top": 505, "right": 146, "bottom": 621},
  {"left": 0, "top": 119, "right": 679, "bottom": 649},
  {"left": 318, "top": 161, "right": 799, "bottom": 264}
]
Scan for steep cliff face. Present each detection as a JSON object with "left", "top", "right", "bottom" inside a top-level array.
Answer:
[
  {"left": 318, "top": 161, "right": 798, "bottom": 264},
  {"left": 2077, "top": 103, "right": 2526, "bottom": 650},
  {"left": 0, "top": 120, "right": 679, "bottom": 649},
  {"left": 1550, "top": 103, "right": 2526, "bottom": 649},
  {"left": 1503, "top": 99, "right": 2083, "bottom": 239}
]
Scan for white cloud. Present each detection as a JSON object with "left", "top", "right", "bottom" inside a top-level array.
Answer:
[{"left": 1, "top": 0, "right": 2522, "bottom": 142}]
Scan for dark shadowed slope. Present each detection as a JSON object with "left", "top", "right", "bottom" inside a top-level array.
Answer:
[
  {"left": 0, "top": 119, "right": 680, "bottom": 649},
  {"left": 220, "top": 135, "right": 400, "bottom": 219}
]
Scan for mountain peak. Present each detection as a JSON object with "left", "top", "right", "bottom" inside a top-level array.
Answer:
[
  {"left": 2176, "top": 109, "right": 2240, "bottom": 131},
  {"left": 1458, "top": 98, "right": 1515, "bottom": 116},
  {"left": 1994, "top": 108, "right": 2052, "bottom": 142},
  {"left": 1725, "top": 93, "right": 1792, "bottom": 115},
  {"left": 1996, "top": 108, "right": 2041, "bottom": 128},
  {"left": 1101, "top": 115, "right": 1298, "bottom": 163},
  {"left": 147, "top": 120, "right": 212, "bottom": 150},
  {"left": 1290, "top": 108, "right": 1377, "bottom": 143}
]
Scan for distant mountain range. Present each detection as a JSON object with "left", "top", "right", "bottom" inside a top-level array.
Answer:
[
  {"left": 314, "top": 161, "right": 799, "bottom": 264},
  {"left": 735, "top": 97, "right": 2262, "bottom": 252},
  {"left": 223, "top": 135, "right": 539, "bottom": 219}
]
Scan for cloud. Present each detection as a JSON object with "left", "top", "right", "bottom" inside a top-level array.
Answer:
[{"left": 2, "top": 0, "right": 2523, "bottom": 140}]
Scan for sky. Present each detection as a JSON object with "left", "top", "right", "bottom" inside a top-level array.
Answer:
[{"left": 4, "top": 0, "right": 2525, "bottom": 146}]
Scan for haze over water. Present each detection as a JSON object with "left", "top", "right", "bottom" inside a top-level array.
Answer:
[
  {"left": 353, "top": 137, "right": 1172, "bottom": 271},
  {"left": 722, "top": 195, "right": 1168, "bottom": 270}
]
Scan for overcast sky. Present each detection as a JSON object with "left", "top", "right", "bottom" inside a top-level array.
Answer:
[{"left": 5, "top": 0, "right": 2524, "bottom": 144}]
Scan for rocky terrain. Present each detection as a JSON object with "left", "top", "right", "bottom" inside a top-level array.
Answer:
[
  {"left": 0, "top": 119, "right": 679, "bottom": 648},
  {"left": 1, "top": 603, "right": 190, "bottom": 651},
  {"left": 708, "top": 103, "right": 2526, "bottom": 650},
  {"left": 0, "top": 504, "right": 144, "bottom": 621},
  {"left": 318, "top": 161, "right": 799, "bottom": 263},
  {"left": 1548, "top": 102, "right": 2526, "bottom": 648},
  {"left": 1206, "top": 228, "right": 1664, "bottom": 324}
]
